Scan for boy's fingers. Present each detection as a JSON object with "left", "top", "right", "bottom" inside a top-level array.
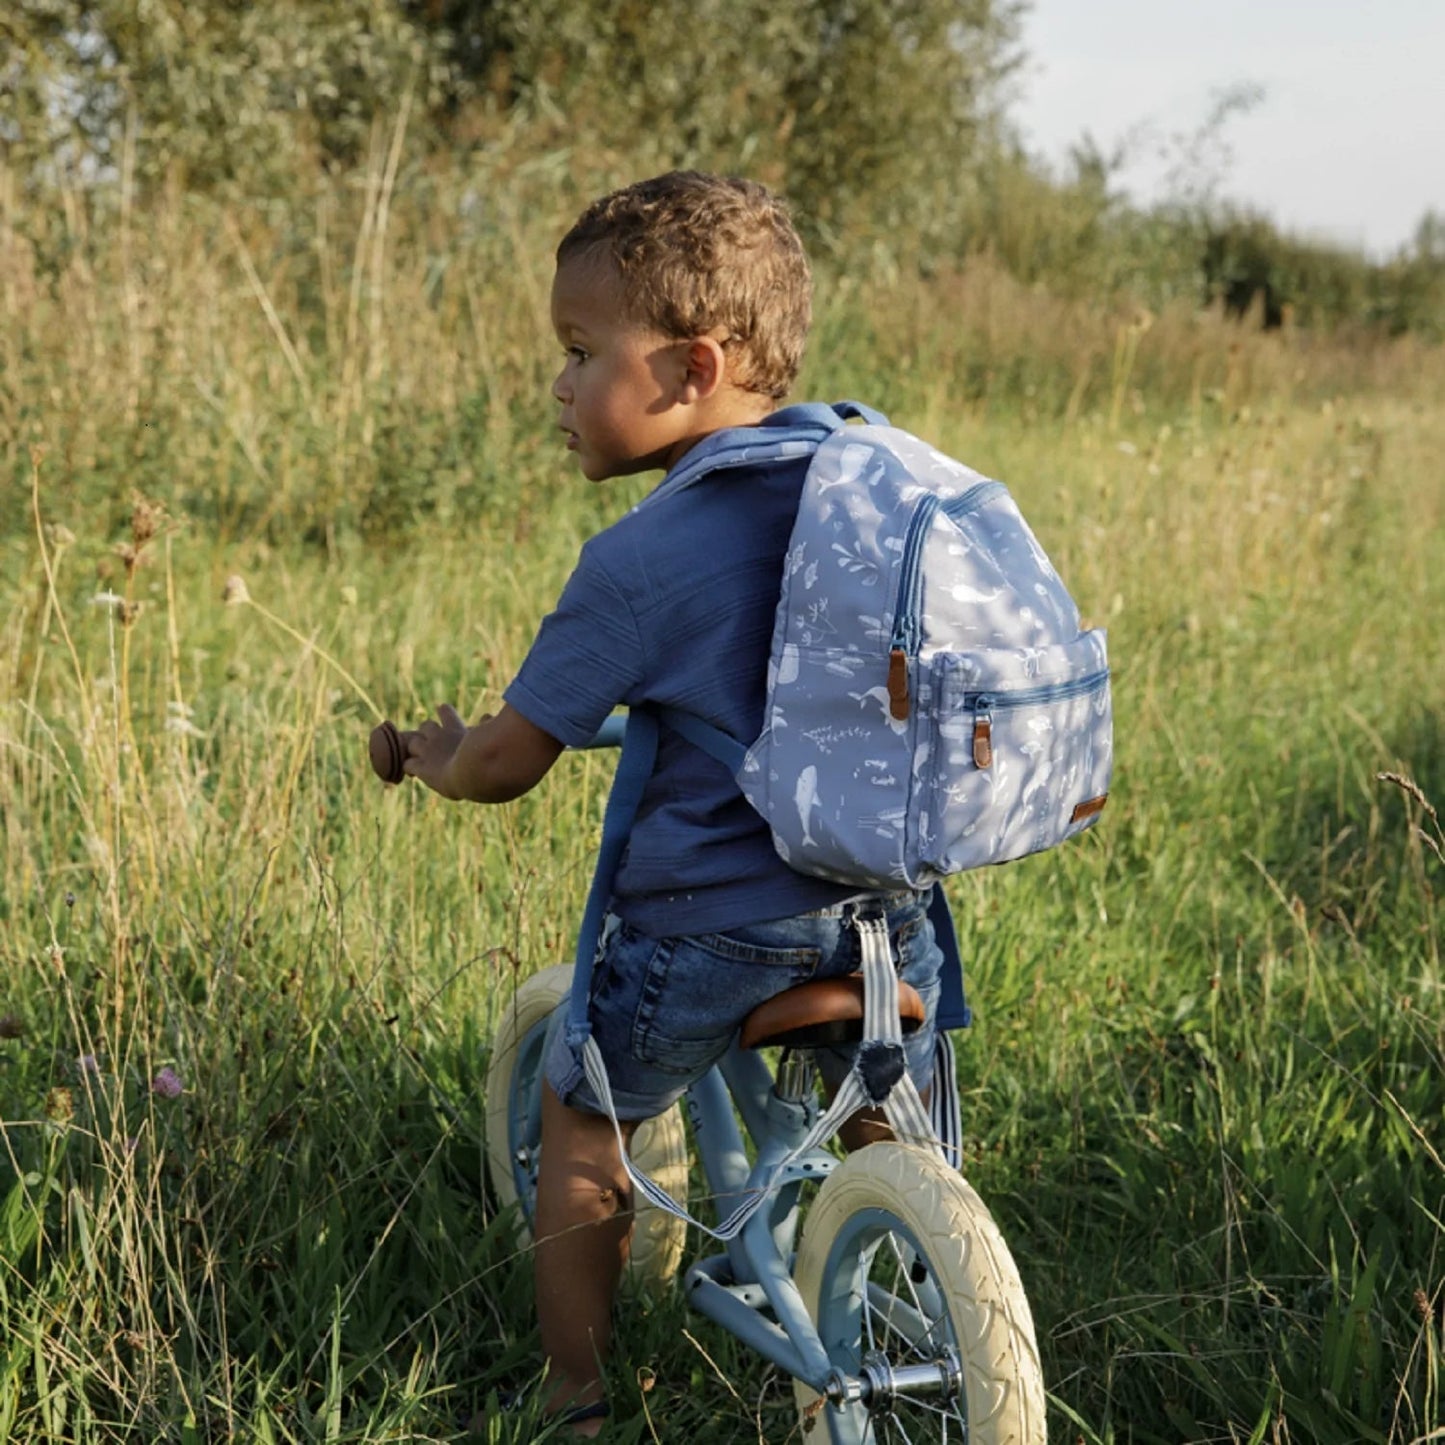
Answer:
[{"left": 437, "top": 702, "right": 464, "bottom": 727}]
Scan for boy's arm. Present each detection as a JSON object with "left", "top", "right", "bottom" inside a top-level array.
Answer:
[{"left": 404, "top": 703, "right": 565, "bottom": 803}]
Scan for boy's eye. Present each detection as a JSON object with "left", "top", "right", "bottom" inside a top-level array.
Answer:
[{"left": 567, "top": 345, "right": 590, "bottom": 364}]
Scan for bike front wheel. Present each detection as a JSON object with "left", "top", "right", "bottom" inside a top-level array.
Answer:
[
  {"left": 793, "top": 1142, "right": 1046, "bottom": 1444},
  {"left": 483, "top": 964, "right": 689, "bottom": 1287}
]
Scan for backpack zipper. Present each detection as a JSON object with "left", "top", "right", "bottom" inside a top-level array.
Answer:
[
  {"left": 966, "top": 670, "right": 1110, "bottom": 770},
  {"left": 886, "top": 481, "right": 1009, "bottom": 719}
]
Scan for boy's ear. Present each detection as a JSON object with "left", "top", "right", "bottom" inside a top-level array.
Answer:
[{"left": 676, "top": 335, "right": 728, "bottom": 403}]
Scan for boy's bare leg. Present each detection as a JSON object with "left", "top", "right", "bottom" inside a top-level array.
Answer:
[
  {"left": 839, "top": 1104, "right": 892, "bottom": 1152},
  {"left": 533, "top": 1081, "right": 636, "bottom": 1436},
  {"left": 837, "top": 1086, "right": 933, "bottom": 1153}
]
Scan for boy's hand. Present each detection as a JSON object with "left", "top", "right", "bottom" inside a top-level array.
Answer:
[
  {"left": 404, "top": 703, "right": 470, "bottom": 798},
  {"left": 403, "top": 703, "right": 565, "bottom": 804}
]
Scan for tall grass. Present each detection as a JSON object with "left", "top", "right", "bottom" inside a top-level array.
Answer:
[
  {"left": 2, "top": 152, "right": 1442, "bottom": 1442},
  {"left": 5, "top": 149, "right": 1441, "bottom": 546}
]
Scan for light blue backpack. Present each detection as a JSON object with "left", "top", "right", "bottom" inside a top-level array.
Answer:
[{"left": 661, "top": 401, "right": 1113, "bottom": 891}]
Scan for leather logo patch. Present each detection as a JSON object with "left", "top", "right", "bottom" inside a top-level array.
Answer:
[{"left": 1070, "top": 794, "right": 1108, "bottom": 824}]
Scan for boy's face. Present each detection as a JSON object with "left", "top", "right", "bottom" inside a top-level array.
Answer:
[{"left": 549, "top": 257, "right": 696, "bottom": 482}]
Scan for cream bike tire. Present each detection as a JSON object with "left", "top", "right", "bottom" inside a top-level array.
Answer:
[
  {"left": 793, "top": 1142, "right": 1046, "bottom": 1444},
  {"left": 484, "top": 964, "right": 689, "bottom": 1287}
]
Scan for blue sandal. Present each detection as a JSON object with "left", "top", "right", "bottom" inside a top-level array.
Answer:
[
  {"left": 558, "top": 1401, "right": 610, "bottom": 1425},
  {"left": 465, "top": 1391, "right": 609, "bottom": 1432}
]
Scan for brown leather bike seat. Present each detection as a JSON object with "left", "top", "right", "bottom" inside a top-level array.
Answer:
[{"left": 739, "top": 974, "right": 926, "bottom": 1051}]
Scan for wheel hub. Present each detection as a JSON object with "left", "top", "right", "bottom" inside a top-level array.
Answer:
[{"left": 824, "top": 1345, "right": 964, "bottom": 1413}]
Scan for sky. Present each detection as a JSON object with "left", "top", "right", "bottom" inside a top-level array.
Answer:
[{"left": 1009, "top": 0, "right": 1445, "bottom": 258}]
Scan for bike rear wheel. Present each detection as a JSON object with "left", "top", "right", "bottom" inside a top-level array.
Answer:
[
  {"left": 793, "top": 1143, "right": 1045, "bottom": 1444},
  {"left": 483, "top": 964, "right": 689, "bottom": 1286}
]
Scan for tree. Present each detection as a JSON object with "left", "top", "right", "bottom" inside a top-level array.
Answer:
[
  {"left": 2, "top": 1, "right": 452, "bottom": 192},
  {"left": 455, "top": 0, "right": 1027, "bottom": 254},
  {"left": 4, "top": 0, "right": 1024, "bottom": 253}
]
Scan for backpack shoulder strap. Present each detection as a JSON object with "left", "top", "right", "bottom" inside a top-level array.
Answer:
[
  {"left": 656, "top": 706, "right": 747, "bottom": 775},
  {"left": 567, "top": 708, "right": 659, "bottom": 1046},
  {"left": 647, "top": 400, "right": 889, "bottom": 504}
]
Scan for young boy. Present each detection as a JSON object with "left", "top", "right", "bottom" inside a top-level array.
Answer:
[{"left": 402, "top": 171, "right": 943, "bottom": 1434}]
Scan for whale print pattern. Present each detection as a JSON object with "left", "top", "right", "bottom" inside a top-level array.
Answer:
[{"left": 735, "top": 425, "right": 1114, "bottom": 888}]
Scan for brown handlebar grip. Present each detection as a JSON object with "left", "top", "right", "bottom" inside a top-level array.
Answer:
[{"left": 369, "top": 720, "right": 407, "bottom": 785}]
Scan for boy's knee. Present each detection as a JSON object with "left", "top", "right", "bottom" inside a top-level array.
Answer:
[
  {"left": 539, "top": 1084, "right": 636, "bottom": 1219},
  {"left": 544, "top": 1166, "right": 632, "bottom": 1218}
]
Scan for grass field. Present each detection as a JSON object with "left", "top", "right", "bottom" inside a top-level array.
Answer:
[{"left": 1, "top": 169, "right": 1443, "bottom": 1442}]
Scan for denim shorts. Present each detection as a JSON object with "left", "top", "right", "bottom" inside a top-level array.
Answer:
[{"left": 544, "top": 890, "right": 943, "bottom": 1121}]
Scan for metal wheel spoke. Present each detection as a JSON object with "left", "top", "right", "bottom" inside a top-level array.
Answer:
[
  {"left": 864, "top": 1279, "right": 931, "bottom": 1349},
  {"left": 849, "top": 1225, "right": 967, "bottom": 1443}
]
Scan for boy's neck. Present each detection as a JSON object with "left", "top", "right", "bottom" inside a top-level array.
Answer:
[
  {"left": 699, "top": 387, "right": 776, "bottom": 434},
  {"left": 663, "top": 390, "right": 776, "bottom": 471}
]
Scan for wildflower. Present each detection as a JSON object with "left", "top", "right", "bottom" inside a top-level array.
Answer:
[
  {"left": 340, "top": 585, "right": 358, "bottom": 607},
  {"left": 151, "top": 1067, "right": 183, "bottom": 1099},
  {"left": 166, "top": 702, "right": 205, "bottom": 737},
  {"left": 222, "top": 574, "right": 251, "bottom": 606},
  {"left": 77, "top": 1053, "right": 100, "bottom": 1075},
  {"left": 47, "top": 523, "right": 76, "bottom": 549},
  {"left": 90, "top": 591, "right": 126, "bottom": 610},
  {"left": 131, "top": 494, "right": 164, "bottom": 547},
  {"left": 45, "top": 1086, "right": 75, "bottom": 1122}
]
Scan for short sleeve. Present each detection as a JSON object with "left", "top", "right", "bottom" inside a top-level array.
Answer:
[{"left": 503, "top": 543, "right": 645, "bottom": 748}]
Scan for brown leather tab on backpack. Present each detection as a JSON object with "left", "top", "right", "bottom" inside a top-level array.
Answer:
[
  {"left": 972, "top": 716, "right": 993, "bottom": 769},
  {"left": 887, "top": 648, "right": 910, "bottom": 721},
  {"left": 1071, "top": 794, "right": 1108, "bottom": 824}
]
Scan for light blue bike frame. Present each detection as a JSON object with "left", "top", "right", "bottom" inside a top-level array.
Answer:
[{"left": 678, "top": 1044, "right": 843, "bottom": 1391}]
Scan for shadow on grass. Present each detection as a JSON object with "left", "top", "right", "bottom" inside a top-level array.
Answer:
[{"left": 959, "top": 707, "right": 1443, "bottom": 1445}]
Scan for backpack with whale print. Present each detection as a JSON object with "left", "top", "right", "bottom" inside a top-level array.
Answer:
[{"left": 659, "top": 401, "right": 1114, "bottom": 890}]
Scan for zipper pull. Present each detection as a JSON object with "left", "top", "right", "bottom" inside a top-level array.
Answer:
[
  {"left": 887, "top": 647, "right": 910, "bottom": 721},
  {"left": 972, "top": 697, "right": 993, "bottom": 768}
]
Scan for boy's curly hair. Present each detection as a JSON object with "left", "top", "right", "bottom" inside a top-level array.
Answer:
[{"left": 557, "top": 171, "right": 812, "bottom": 401}]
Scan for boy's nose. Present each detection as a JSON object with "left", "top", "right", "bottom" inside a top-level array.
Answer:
[{"left": 552, "top": 367, "right": 570, "bottom": 403}]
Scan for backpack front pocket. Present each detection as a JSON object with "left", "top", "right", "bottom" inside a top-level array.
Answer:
[
  {"left": 738, "top": 642, "right": 925, "bottom": 889},
  {"left": 917, "top": 632, "right": 1112, "bottom": 872}
]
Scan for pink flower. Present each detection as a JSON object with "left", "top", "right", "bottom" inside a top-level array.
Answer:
[
  {"left": 78, "top": 1054, "right": 100, "bottom": 1074},
  {"left": 151, "top": 1067, "right": 183, "bottom": 1099}
]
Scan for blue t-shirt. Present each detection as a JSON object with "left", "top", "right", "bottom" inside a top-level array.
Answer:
[{"left": 505, "top": 429, "right": 858, "bottom": 937}]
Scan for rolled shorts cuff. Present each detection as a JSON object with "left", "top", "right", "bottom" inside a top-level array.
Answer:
[{"left": 542, "top": 1006, "right": 691, "bottom": 1121}]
